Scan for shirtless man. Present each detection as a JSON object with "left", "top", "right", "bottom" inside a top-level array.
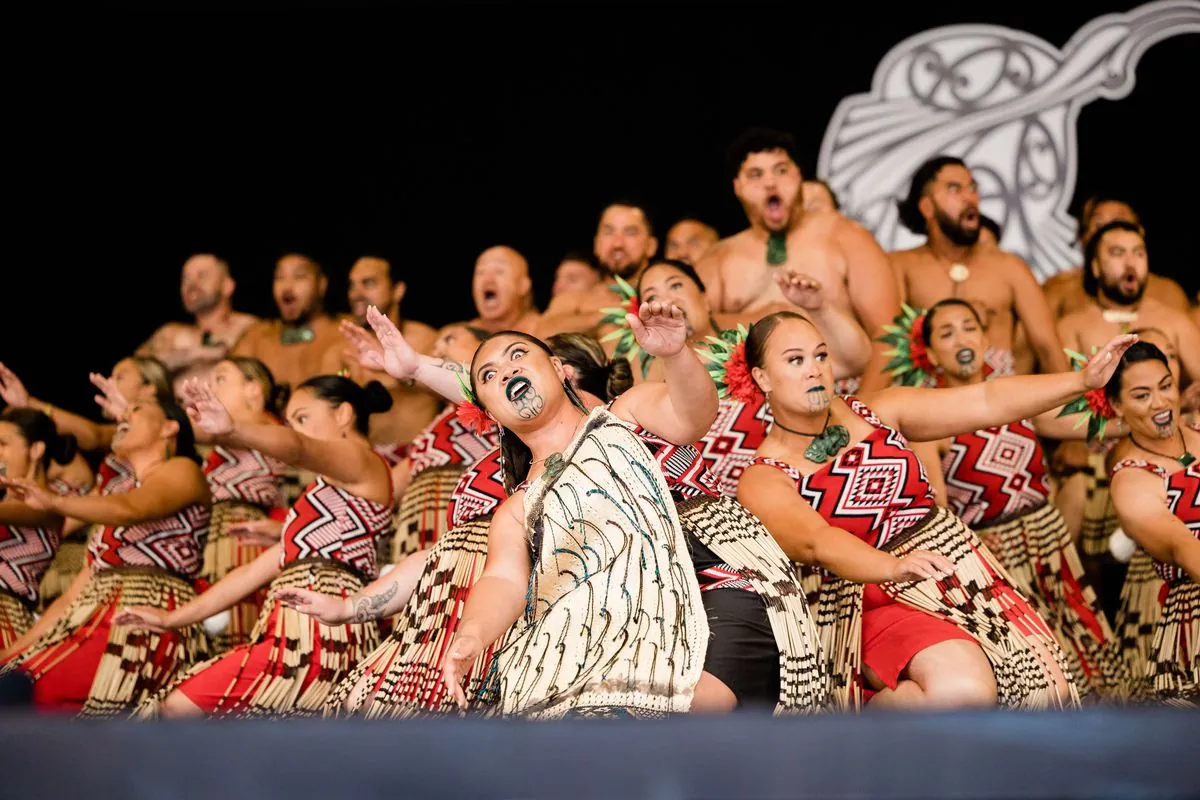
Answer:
[
  {"left": 551, "top": 251, "right": 603, "bottom": 298},
  {"left": 1043, "top": 195, "right": 1188, "bottom": 318},
  {"left": 137, "top": 254, "right": 259, "bottom": 395},
  {"left": 233, "top": 253, "right": 341, "bottom": 389},
  {"left": 663, "top": 218, "right": 718, "bottom": 265},
  {"left": 537, "top": 199, "right": 659, "bottom": 336},
  {"left": 321, "top": 256, "right": 440, "bottom": 457},
  {"left": 466, "top": 245, "right": 540, "bottom": 334},
  {"left": 802, "top": 179, "right": 839, "bottom": 214},
  {"left": 696, "top": 127, "right": 901, "bottom": 391},
  {"left": 890, "top": 156, "right": 1067, "bottom": 376}
]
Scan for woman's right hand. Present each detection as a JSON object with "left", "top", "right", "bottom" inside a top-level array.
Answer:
[
  {"left": 113, "top": 606, "right": 177, "bottom": 632},
  {"left": 90, "top": 372, "right": 129, "bottom": 420},
  {"left": 890, "top": 550, "right": 954, "bottom": 583},
  {"left": 442, "top": 633, "right": 483, "bottom": 710},
  {"left": 274, "top": 587, "right": 351, "bottom": 625},
  {"left": 181, "top": 378, "right": 235, "bottom": 437},
  {"left": 364, "top": 305, "right": 421, "bottom": 381},
  {"left": 226, "top": 518, "right": 283, "bottom": 547},
  {"left": 0, "top": 363, "right": 30, "bottom": 409}
]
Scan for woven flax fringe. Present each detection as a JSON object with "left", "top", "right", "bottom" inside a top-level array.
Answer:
[
  {"left": 1080, "top": 450, "right": 1119, "bottom": 558},
  {"left": 4, "top": 568, "right": 206, "bottom": 718},
  {"left": 976, "top": 502, "right": 1128, "bottom": 698},
  {"left": 678, "top": 495, "right": 828, "bottom": 713},
  {"left": 326, "top": 517, "right": 510, "bottom": 718},
  {"left": 0, "top": 592, "right": 36, "bottom": 651},
  {"left": 1144, "top": 580, "right": 1198, "bottom": 706},
  {"left": 37, "top": 529, "right": 92, "bottom": 610},
  {"left": 200, "top": 501, "right": 271, "bottom": 652},
  {"left": 1115, "top": 548, "right": 1165, "bottom": 694},
  {"left": 390, "top": 466, "right": 463, "bottom": 562},
  {"left": 138, "top": 560, "right": 378, "bottom": 718}
]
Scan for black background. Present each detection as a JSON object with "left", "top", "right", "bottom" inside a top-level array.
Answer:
[{"left": 8, "top": 3, "right": 1197, "bottom": 415}]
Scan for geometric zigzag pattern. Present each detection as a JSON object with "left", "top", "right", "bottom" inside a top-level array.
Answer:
[
  {"left": 407, "top": 407, "right": 501, "bottom": 477},
  {"left": 0, "top": 522, "right": 62, "bottom": 603},
  {"left": 941, "top": 420, "right": 1049, "bottom": 526},
  {"left": 1112, "top": 458, "right": 1200, "bottom": 584},
  {"left": 756, "top": 398, "right": 935, "bottom": 549},
  {"left": 96, "top": 453, "right": 137, "bottom": 496},
  {"left": 88, "top": 501, "right": 211, "bottom": 580},
  {"left": 448, "top": 448, "right": 506, "bottom": 528},
  {"left": 697, "top": 396, "right": 774, "bottom": 497},
  {"left": 281, "top": 477, "right": 393, "bottom": 580},
  {"left": 204, "top": 445, "right": 286, "bottom": 509}
]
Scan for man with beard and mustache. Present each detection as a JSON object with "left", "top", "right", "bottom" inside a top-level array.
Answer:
[
  {"left": 537, "top": 200, "right": 659, "bottom": 337},
  {"left": 664, "top": 218, "right": 719, "bottom": 265},
  {"left": 463, "top": 246, "right": 540, "bottom": 334},
  {"left": 320, "top": 256, "right": 440, "bottom": 460},
  {"left": 233, "top": 253, "right": 341, "bottom": 390},
  {"left": 137, "top": 254, "right": 259, "bottom": 395},
  {"left": 890, "top": 156, "right": 1067, "bottom": 376},
  {"left": 696, "top": 127, "right": 900, "bottom": 391},
  {"left": 1043, "top": 195, "right": 1188, "bottom": 319}
]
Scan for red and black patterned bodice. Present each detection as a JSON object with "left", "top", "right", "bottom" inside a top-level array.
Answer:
[
  {"left": 752, "top": 397, "right": 934, "bottom": 549},
  {"left": 942, "top": 420, "right": 1050, "bottom": 527},
  {"left": 697, "top": 396, "right": 773, "bottom": 497},
  {"left": 96, "top": 453, "right": 136, "bottom": 496},
  {"left": 87, "top": 488, "right": 211, "bottom": 579},
  {"left": 204, "top": 445, "right": 286, "bottom": 510},
  {"left": 281, "top": 477, "right": 393, "bottom": 580},
  {"left": 448, "top": 447, "right": 507, "bottom": 528},
  {"left": 407, "top": 406, "right": 501, "bottom": 478},
  {"left": 0, "top": 522, "right": 61, "bottom": 604},
  {"left": 1111, "top": 458, "right": 1200, "bottom": 583}
]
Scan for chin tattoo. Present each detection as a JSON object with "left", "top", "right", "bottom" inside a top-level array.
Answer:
[{"left": 514, "top": 386, "right": 545, "bottom": 420}]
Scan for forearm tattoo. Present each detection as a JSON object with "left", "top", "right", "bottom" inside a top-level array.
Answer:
[
  {"left": 352, "top": 580, "right": 400, "bottom": 623},
  {"left": 431, "top": 359, "right": 465, "bottom": 374},
  {"left": 515, "top": 384, "right": 545, "bottom": 420}
]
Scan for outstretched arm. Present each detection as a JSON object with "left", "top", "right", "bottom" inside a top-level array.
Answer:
[
  {"left": 610, "top": 301, "right": 718, "bottom": 444},
  {"left": 1112, "top": 470, "right": 1200, "bottom": 584},
  {"left": 737, "top": 465, "right": 951, "bottom": 582},
  {"left": 839, "top": 220, "right": 903, "bottom": 392},
  {"left": 348, "top": 309, "right": 468, "bottom": 403},
  {"left": 773, "top": 269, "right": 871, "bottom": 380},
  {"left": 276, "top": 550, "right": 428, "bottom": 624},
  {"left": 868, "top": 334, "right": 1136, "bottom": 443}
]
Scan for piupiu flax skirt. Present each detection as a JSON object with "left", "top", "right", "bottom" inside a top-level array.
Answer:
[
  {"left": 390, "top": 465, "right": 463, "bottom": 561},
  {"left": 199, "top": 501, "right": 272, "bottom": 652}
]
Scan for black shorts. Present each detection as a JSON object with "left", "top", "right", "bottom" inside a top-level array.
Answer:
[{"left": 700, "top": 587, "right": 780, "bottom": 710}]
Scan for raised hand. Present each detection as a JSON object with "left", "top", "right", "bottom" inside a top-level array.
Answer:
[
  {"left": 339, "top": 320, "right": 387, "bottom": 373},
  {"left": 442, "top": 633, "right": 483, "bottom": 710},
  {"left": 181, "top": 378, "right": 235, "bottom": 437},
  {"left": 0, "top": 363, "right": 30, "bottom": 409},
  {"left": 627, "top": 300, "right": 688, "bottom": 359},
  {"left": 0, "top": 476, "right": 57, "bottom": 511},
  {"left": 90, "top": 372, "right": 129, "bottom": 420},
  {"left": 274, "top": 587, "right": 351, "bottom": 625},
  {"left": 226, "top": 518, "right": 282, "bottom": 547},
  {"left": 1082, "top": 334, "right": 1139, "bottom": 389},
  {"left": 364, "top": 305, "right": 421, "bottom": 381},
  {"left": 890, "top": 549, "right": 954, "bottom": 583},
  {"left": 774, "top": 270, "right": 825, "bottom": 312},
  {"left": 113, "top": 606, "right": 174, "bottom": 632},
  {"left": 1180, "top": 382, "right": 1200, "bottom": 414}
]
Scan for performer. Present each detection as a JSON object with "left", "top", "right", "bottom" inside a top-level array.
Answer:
[
  {"left": 894, "top": 299, "right": 1126, "bottom": 697},
  {"left": 664, "top": 218, "right": 719, "bottom": 265},
  {"left": 696, "top": 127, "right": 900, "bottom": 391},
  {"left": 465, "top": 246, "right": 541, "bottom": 335},
  {"left": 119, "top": 375, "right": 394, "bottom": 718},
  {"left": 0, "top": 409, "right": 75, "bottom": 649},
  {"left": 0, "top": 397, "right": 210, "bottom": 716},
  {"left": 551, "top": 252, "right": 604, "bottom": 298},
  {"left": 733, "top": 311, "right": 1133, "bottom": 709},
  {"left": 192, "top": 357, "right": 288, "bottom": 652},
  {"left": 439, "top": 302, "right": 720, "bottom": 718},
  {"left": 1105, "top": 342, "right": 1200, "bottom": 704}
]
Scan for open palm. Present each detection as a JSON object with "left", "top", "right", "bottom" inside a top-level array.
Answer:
[
  {"left": 364, "top": 306, "right": 420, "bottom": 380},
  {"left": 1082, "top": 334, "right": 1139, "bottom": 389},
  {"left": 90, "top": 372, "right": 129, "bottom": 420},
  {"left": 628, "top": 300, "right": 688, "bottom": 359},
  {"left": 181, "top": 378, "right": 234, "bottom": 436},
  {"left": 774, "top": 270, "right": 825, "bottom": 311},
  {"left": 0, "top": 363, "right": 30, "bottom": 408}
]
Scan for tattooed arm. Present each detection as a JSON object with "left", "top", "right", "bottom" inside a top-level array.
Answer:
[
  {"left": 346, "top": 310, "right": 473, "bottom": 403},
  {"left": 275, "top": 552, "right": 428, "bottom": 624}
]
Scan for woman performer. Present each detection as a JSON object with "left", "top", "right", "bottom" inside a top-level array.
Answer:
[
  {"left": 894, "top": 298, "right": 1126, "bottom": 697},
  {"left": 1105, "top": 342, "right": 1200, "bottom": 703},
  {"left": 0, "top": 396, "right": 210, "bottom": 716},
  {"left": 733, "top": 311, "right": 1134, "bottom": 710},
  {"left": 189, "top": 357, "right": 288, "bottom": 652},
  {"left": 0, "top": 410, "right": 76, "bottom": 648},
  {"left": 119, "top": 375, "right": 394, "bottom": 718}
]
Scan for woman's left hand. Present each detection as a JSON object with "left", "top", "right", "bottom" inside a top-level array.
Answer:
[
  {"left": 627, "top": 300, "right": 688, "bottom": 359},
  {"left": 1082, "top": 334, "right": 1139, "bottom": 389},
  {"left": 0, "top": 476, "right": 56, "bottom": 512}
]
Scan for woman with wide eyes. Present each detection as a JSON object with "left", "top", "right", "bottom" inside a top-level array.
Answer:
[
  {"left": 0, "top": 409, "right": 76, "bottom": 650},
  {"left": 117, "top": 375, "right": 394, "bottom": 718},
  {"left": 735, "top": 309, "right": 1134, "bottom": 710},
  {"left": 0, "top": 397, "right": 211, "bottom": 717},
  {"left": 1106, "top": 342, "right": 1200, "bottom": 703},
  {"left": 916, "top": 298, "right": 1126, "bottom": 698}
]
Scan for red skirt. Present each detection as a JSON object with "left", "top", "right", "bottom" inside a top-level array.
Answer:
[{"left": 861, "top": 583, "right": 975, "bottom": 693}]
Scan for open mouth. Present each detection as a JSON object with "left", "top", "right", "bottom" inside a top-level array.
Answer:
[
  {"left": 506, "top": 376, "right": 531, "bottom": 402},
  {"left": 961, "top": 208, "right": 980, "bottom": 225},
  {"left": 956, "top": 348, "right": 976, "bottom": 365},
  {"left": 1153, "top": 410, "right": 1174, "bottom": 427},
  {"left": 114, "top": 422, "right": 131, "bottom": 440},
  {"left": 807, "top": 385, "right": 826, "bottom": 394}
]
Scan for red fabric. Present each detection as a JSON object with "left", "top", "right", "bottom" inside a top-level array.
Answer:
[
  {"left": 860, "top": 583, "right": 975, "bottom": 692},
  {"left": 279, "top": 478, "right": 391, "bottom": 580},
  {"left": 268, "top": 507, "right": 289, "bottom": 523},
  {"left": 1112, "top": 459, "right": 1200, "bottom": 583},
  {"left": 942, "top": 421, "right": 1051, "bottom": 526},
  {"left": 697, "top": 395, "right": 772, "bottom": 498}
]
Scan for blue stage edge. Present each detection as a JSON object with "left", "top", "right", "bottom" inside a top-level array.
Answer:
[{"left": 1, "top": 707, "right": 1197, "bottom": 799}]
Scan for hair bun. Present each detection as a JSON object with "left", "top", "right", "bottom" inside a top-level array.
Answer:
[
  {"left": 52, "top": 433, "right": 78, "bottom": 466},
  {"left": 362, "top": 381, "right": 394, "bottom": 415},
  {"left": 605, "top": 358, "right": 634, "bottom": 400},
  {"left": 269, "top": 384, "right": 292, "bottom": 416}
]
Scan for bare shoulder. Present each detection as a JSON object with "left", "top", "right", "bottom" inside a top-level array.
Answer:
[
  {"left": 235, "top": 319, "right": 275, "bottom": 352},
  {"left": 402, "top": 320, "right": 439, "bottom": 354},
  {"left": 830, "top": 213, "right": 876, "bottom": 244},
  {"left": 1043, "top": 268, "right": 1080, "bottom": 290},
  {"left": 153, "top": 456, "right": 209, "bottom": 494},
  {"left": 1148, "top": 273, "right": 1189, "bottom": 310}
]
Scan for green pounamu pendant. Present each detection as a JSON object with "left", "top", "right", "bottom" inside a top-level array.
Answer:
[
  {"left": 805, "top": 425, "right": 850, "bottom": 464},
  {"left": 766, "top": 232, "right": 788, "bottom": 266},
  {"left": 544, "top": 453, "right": 567, "bottom": 481}
]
